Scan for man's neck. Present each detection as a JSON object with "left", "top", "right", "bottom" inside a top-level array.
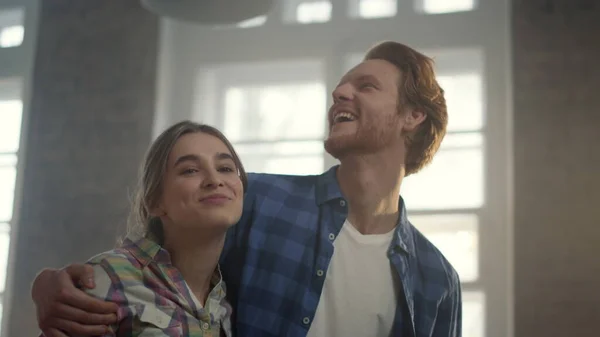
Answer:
[
  {"left": 337, "top": 147, "right": 405, "bottom": 235},
  {"left": 163, "top": 228, "right": 226, "bottom": 306}
]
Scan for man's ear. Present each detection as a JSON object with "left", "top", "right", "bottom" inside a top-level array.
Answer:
[{"left": 403, "top": 109, "right": 427, "bottom": 132}]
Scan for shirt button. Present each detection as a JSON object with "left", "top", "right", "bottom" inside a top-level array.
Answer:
[
  {"left": 303, "top": 317, "right": 311, "bottom": 325},
  {"left": 202, "top": 322, "right": 210, "bottom": 330},
  {"left": 316, "top": 269, "right": 324, "bottom": 277},
  {"left": 339, "top": 199, "right": 346, "bottom": 207},
  {"left": 328, "top": 233, "right": 335, "bottom": 241}
]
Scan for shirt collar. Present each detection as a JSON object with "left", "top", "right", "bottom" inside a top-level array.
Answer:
[
  {"left": 315, "top": 165, "right": 416, "bottom": 256},
  {"left": 121, "top": 233, "right": 227, "bottom": 289},
  {"left": 315, "top": 165, "right": 344, "bottom": 205},
  {"left": 121, "top": 232, "right": 171, "bottom": 267}
]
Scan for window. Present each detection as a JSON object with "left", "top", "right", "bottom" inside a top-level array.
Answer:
[
  {"left": 416, "top": 0, "right": 477, "bottom": 14},
  {"left": 195, "top": 60, "right": 327, "bottom": 175},
  {"left": 223, "top": 83, "right": 326, "bottom": 174},
  {"left": 0, "top": 8, "right": 24, "bottom": 48},
  {"left": 0, "top": 156, "right": 17, "bottom": 223},
  {"left": 409, "top": 214, "right": 478, "bottom": 281},
  {"left": 402, "top": 133, "right": 484, "bottom": 209},
  {"left": 0, "top": 223, "right": 9, "bottom": 294},
  {"left": 234, "top": 141, "right": 324, "bottom": 175},
  {"left": 0, "top": 25, "right": 23, "bottom": 48},
  {"left": 223, "top": 84, "right": 326, "bottom": 142},
  {"left": 284, "top": 0, "right": 332, "bottom": 24},
  {"left": 0, "top": 96, "right": 22, "bottom": 330},
  {"left": 463, "top": 291, "right": 485, "bottom": 337},
  {"left": 349, "top": 0, "right": 397, "bottom": 19}
]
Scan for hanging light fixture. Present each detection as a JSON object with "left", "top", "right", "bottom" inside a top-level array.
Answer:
[{"left": 141, "top": 0, "right": 275, "bottom": 25}]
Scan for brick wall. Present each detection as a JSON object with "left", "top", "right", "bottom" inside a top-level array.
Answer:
[
  {"left": 513, "top": 1, "right": 600, "bottom": 336},
  {"left": 4, "top": 1, "right": 158, "bottom": 335}
]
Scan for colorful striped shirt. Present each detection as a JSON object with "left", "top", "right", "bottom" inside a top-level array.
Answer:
[{"left": 83, "top": 234, "right": 232, "bottom": 337}]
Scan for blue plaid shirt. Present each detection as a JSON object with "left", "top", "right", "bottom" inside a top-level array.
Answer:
[{"left": 220, "top": 166, "right": 462, "bottom": 337}]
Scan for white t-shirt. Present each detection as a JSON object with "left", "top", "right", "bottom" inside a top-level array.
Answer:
[{"left": 306, "top": 220, "right": 399, "bottom": 337}]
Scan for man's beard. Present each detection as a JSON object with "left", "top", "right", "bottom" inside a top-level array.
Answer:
[{"left": 324, "top": 115, "right": 401, "bottom": 159}]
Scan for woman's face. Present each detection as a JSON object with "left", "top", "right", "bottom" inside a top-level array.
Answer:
[{"left": 153, "top": 132, "right": 244, "bottom": 232}]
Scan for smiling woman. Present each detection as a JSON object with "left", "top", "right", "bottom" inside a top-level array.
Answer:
[{"left": 57, "top": 121, "right": 247, "bottom": 336}]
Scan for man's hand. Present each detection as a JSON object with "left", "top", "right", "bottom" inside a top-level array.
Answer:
[{"left": 32, "top": 264, "right": 118, "bottom": 337}]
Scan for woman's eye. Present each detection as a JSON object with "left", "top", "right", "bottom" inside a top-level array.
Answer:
[
  {"left": 181, "top": 168, "right": 198, "bottom": 175},
  {"left": 218, "top": 166, "right": 235, "bottom": 173}
]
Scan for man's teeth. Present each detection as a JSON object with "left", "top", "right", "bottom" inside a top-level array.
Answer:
[{"left": 334, "top": 112, "right": 356, "bottom": 123}]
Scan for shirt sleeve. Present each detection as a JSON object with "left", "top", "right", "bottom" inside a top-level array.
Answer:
[
  {"left": 85, "top": 264, "right": 113, "bottom": 300},
  {"left": 432, "top": 280, "right": 462, "bottom": 337},
  {"left": 84, "top": 255, "right": 184, "bottom": 337},
  {"left": 82, "top": 264, "right": 122, "bottom": 336}
]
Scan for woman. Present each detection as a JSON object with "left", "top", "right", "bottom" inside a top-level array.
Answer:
[{"left": 78, "top": 121, "right": 246, "bottom": 336}]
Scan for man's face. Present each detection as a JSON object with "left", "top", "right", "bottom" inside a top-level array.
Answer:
[{"left": 324, "top": 59, "right": 405, "bottom": 159}]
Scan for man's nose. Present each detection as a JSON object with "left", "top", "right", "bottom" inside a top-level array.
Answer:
[{"left": 332, "top": 83, "right": 353, "bottom": 103}]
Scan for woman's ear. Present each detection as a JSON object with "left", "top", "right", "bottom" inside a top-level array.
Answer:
[
  {"left": 148, "top": 199, "right": 167, "bottom": 217},
  {"left": 149, "top": 208, "right": 166, "bottom": 217}
]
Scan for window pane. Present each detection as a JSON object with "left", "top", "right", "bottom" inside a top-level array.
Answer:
[
  {"left": 0, "top": 163, "right": 16, "bottom": 222},
  {"left": 355, "top": 0, "right": 397, "bottom": 18},
  {"left": 343, "top": 53, "right": 363, "bottom": 74},
  {"left": 234, "top": 141, "right": 324, "bottom": 175},
  {"left": 417, "top": 0, "right": 476, "bottom": 14},
  {"left": 438, "top": 73, "right": 483, "bottom": 132},
  {"left": 294, "top": 1, "right": 332, "bottom": 24},
  {"left": 0, "top": 8, "right": 24, "bottom": 48},
  {"left": 0, "top": 154, "right": 16, "bottom": 167},
  {"left": 462, "top": 291, "right": 485, "bottom": 337},
  {"left": 441, "top": 132, "right": 482, "bottom": 149},
  {"left": 0, "top": 25, "right": 23, "bottom": 48},
  {"left": 224, "top": 83, "right": 326, "bottom": 142},
  {"left": 0, "top": 100, "right": 23, "bottom": 152},
  {"left": 402, "top": 133, "right": 484, "bottom": 210},
  {"left": 408, "top": 214, "right": 478, "bottom": 282},
  {"left": 0, "top": 223, "right": 9, "bottom": 293}
]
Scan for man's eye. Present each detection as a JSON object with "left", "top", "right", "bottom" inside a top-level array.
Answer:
[{"left": 360, "top": 82, "right": 376, "bottom": 89}]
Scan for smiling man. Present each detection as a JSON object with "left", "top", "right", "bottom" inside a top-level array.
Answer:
[{"left": 32, "top": 41, "right": 460, "bottom": 337}]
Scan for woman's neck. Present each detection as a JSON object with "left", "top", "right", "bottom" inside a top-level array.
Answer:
[{"left": 163, "top": 229, "right": 226, "bottom": 305}]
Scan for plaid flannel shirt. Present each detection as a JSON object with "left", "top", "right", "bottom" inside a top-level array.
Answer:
[
  {"left": 220, "top": 166, "right": 462, "bottom": 337},
  {"left": 83, "top": 234, "right": 232, "bottom": 337}
]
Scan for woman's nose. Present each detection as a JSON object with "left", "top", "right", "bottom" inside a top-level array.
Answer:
[{"left": 202, "top": 170, "right": 224, "bottom": 188}]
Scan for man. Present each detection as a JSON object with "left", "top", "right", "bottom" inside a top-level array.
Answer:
[{"left": 32, "top": 41, "right": 460, "bottom": 337}]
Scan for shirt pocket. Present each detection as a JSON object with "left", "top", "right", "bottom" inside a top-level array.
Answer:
[{"left": 135, "top": 305, "right": 184, "bottom": 337}]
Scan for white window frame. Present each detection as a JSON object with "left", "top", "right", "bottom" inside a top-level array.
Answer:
[
  {"left": 156, "top": 1, "right": 513, "bottom": 336},
  {"left": 0, "top": 78, "right": 23, "bottom": 337}
]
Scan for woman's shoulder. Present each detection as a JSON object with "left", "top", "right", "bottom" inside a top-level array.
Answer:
[
  {"left": 87, "top": 247, "right": 138, "bottom": 266},
  {"left": 84, "top": 248, "right": 148, "bottom": 304},
  {"left": 86, "top": 247, "right": 145, "bottom": 282}
]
